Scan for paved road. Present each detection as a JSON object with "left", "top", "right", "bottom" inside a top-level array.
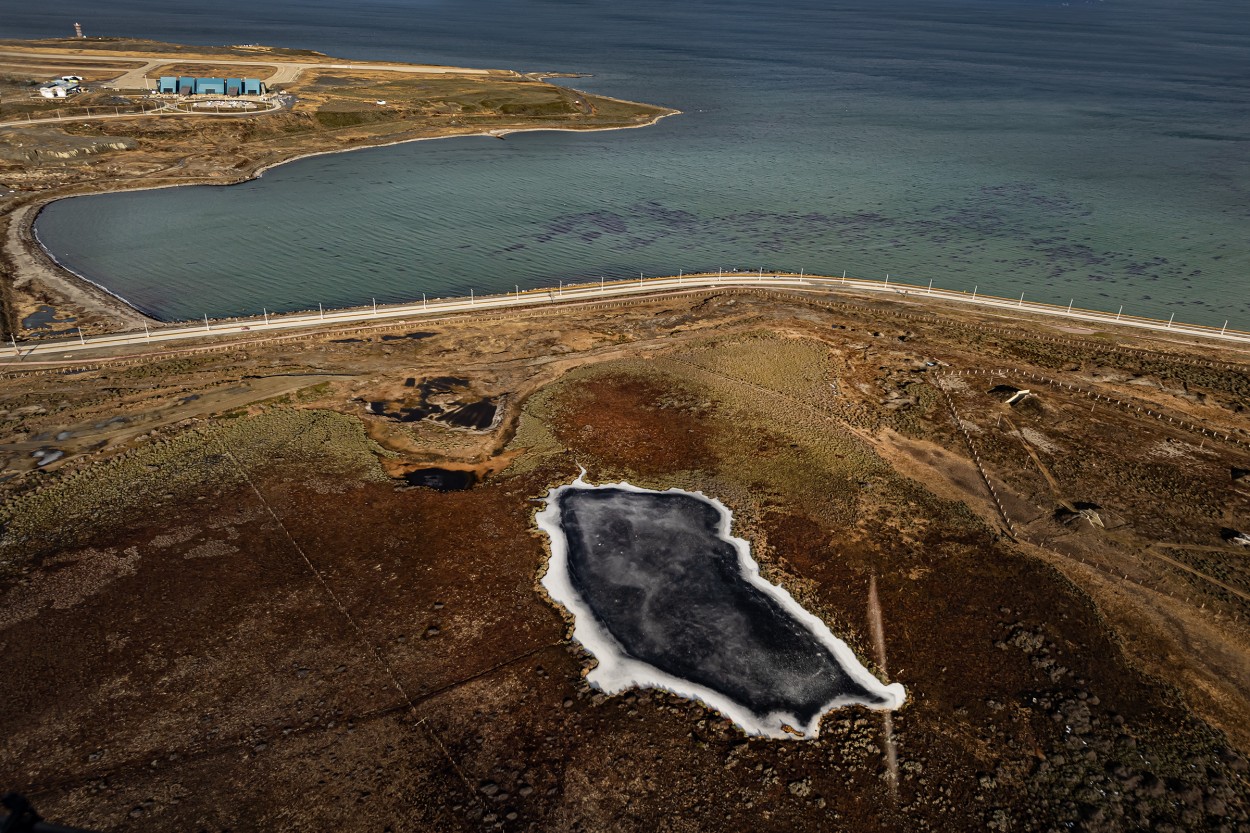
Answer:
[
  {"left": 6, "top": 273, "right": 1248, "bottom": 364},
  {"left": 0, "top": 48, "right": 494, "bottom": 90}
]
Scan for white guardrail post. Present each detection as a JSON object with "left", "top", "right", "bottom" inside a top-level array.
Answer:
[{"left": 6, "top": 272, "right": 1248, "bottom": 358}]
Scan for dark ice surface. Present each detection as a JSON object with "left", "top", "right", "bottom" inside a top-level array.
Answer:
[
  {"left": 556, "top": 487, "right": 886, "bottom": 726},
  {"left": 403, "top": 468, "right": 476, "bottom": 491}
]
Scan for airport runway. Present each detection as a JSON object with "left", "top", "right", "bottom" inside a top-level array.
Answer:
[{"left": 0, "top": 47, "right": 496, "bottom": 90}]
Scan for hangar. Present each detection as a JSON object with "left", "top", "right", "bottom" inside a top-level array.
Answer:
[{"left": 157, "top": 76, "right": 267, "bottom": 96}]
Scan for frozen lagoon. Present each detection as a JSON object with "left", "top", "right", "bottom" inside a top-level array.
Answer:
[{"left": 537, "top": 475, "right": 905, "bottom": 739}]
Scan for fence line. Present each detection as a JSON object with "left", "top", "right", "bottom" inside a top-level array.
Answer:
[
  {"left": 932, "top": 370, "right": 1247, "bottom": 627},
  {"left": 941, "top": 366, "right": 1249, "bottom": 451},
  {"left": 0, "top": 288, "right": 748, "bottom": 378},
  {"left": 3, "top": 101, "right": 165, "bottom": 124},
  {"left": 10, "top": 271, "right": 1250, "bottom": 360}
]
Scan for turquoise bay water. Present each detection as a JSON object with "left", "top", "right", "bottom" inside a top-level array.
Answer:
[{"left": 17, "top": 0, "right": 1250, "bottom": 325}]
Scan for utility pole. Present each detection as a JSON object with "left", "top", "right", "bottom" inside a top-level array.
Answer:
[
  {"left": 319, "top": 302, "right": 324, "bottom": 320},
  {"left": 143, "top": 320, "right": 150, "bottom": 340},
  {"left": 372, "top": 298, "right": 377, "bottom": 316},
  {"left": 1018, "top": 292, "right": 1024, "bottom": 307},
  {"left": 971, "top": 285, "right": 977, "bottom": 301},
  {"left": 926, "top": 279, "right": 932, "bottom": 295},
  {"left": 204, "top": 314, "right": 210, "bottom": 332},
  {"left": 1167, "top": 313, "right": 1174, "bottom": 329},
  {"left": 1116, "top": 305, "right": 1122, "bottom": 321},
  {"left": 263, "top": 307, "right": 269, "bottom": 326}
]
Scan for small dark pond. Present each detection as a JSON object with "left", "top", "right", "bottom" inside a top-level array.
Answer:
[
  {"left": 989, "top": 384, "right": 1021, "bottom": 399},
  {"left": 370, "top": 377, "right": 496, "bottom": 430},
  {"left": 435, "top": 398, "right": 498, "bottom": 430},
  {"left": 403, "top": 468, "right": 476, "bottom": 491},
  {"left": 22, "top": 304, "right": 75, "bottom": 330},
  {"left": 420, "top": 376, "right": 468, "bottom": 396},
  {"left": 542, "top": 484, "right": 903, "bottom": 735}
]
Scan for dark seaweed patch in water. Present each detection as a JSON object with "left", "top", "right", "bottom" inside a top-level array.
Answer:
[
  {"left": 557, "top": 488, "right": 885, "bottom": 725},
  {"left": 403, "top": 468, "right": 476, "bottom": 491},
  {"left": 435, "top": 397, "right": 498, "bottom": 430},
  {"left": 381, "top": 331, "right": 436, "bottom": 342}
]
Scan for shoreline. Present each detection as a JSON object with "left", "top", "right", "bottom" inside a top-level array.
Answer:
[
  {"left": 3, "top": 71, "right": 679, "bottom": 334},
  {"left": 30, "top": 222, "right": 159, "bottom": 321}
]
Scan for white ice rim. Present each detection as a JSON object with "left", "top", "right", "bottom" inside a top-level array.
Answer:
[{"left": 536, "top": 470, "right": 906, "bottom": 740}]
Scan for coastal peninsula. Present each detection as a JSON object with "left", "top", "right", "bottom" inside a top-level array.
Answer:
[{"left": 0, "top": 37, "right": 677, "bottom": 338}]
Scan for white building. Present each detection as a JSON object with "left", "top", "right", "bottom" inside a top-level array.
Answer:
[{"left": 38, "top": 79, "right": 81, "bottom": 98}]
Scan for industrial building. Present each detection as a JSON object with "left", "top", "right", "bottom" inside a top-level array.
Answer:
[
  {"left": 38, "top": 78, "right": 82, "bottom": 98},
  {"left": 157, "top": 76, "right": 267, "bottom": 96}
]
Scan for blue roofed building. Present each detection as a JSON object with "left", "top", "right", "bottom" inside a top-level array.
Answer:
[{"left": 157, "top": 76, "right": 268, "bottom": 97}]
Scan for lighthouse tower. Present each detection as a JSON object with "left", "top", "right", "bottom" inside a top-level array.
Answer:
[{"left": 74, "top": 22, "right": 84, "bottom": 38}]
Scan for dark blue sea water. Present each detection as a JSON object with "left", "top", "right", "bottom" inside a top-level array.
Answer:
[{"left": 15, "top": 0, "right": 1250, "bottom": 325}]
